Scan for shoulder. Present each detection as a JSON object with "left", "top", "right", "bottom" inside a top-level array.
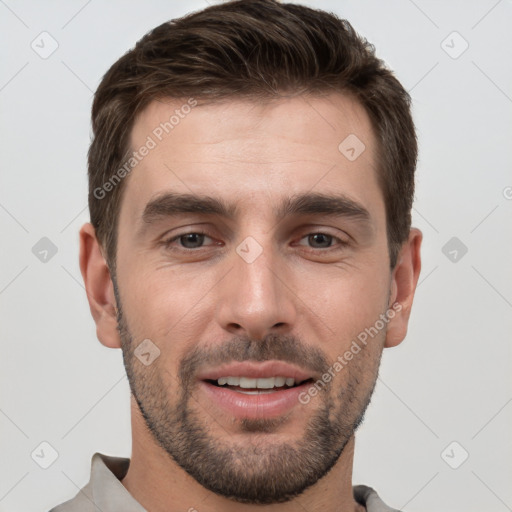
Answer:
[
  {"left": 353, "top": 484, "right": 404, "bottom": 512},
  {"left": 48, "top": 481, "right": 94, "bottom": 512},
  {"left": 48, "top": 452, "right": 132, "bottom": 512}
]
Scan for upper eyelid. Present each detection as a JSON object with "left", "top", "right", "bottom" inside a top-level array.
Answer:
[{"left": 163, "top": 222, "right": 350, "bottom": 238}]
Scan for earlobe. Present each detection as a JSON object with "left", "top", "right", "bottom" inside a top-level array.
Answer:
[
  {"left": 384, "top": 228, "right": 422, "bottom": 348},
  {"left": 79, "top": 222, "right": 122, "bottom": 349}
]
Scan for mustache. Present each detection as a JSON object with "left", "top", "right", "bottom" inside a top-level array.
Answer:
[
  {"left": 178, "top": 333, "right": 330, "bottom": 390},
  {"left": 114, "top": 296, "right": 331, "bottom": 391}
]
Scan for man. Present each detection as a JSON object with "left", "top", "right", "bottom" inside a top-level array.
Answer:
[{"left": 51, "top": 0, "right": 422, "bottom": 510}]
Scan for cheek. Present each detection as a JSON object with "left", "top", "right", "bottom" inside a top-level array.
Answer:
[
  {"left": 315, "top": 264, "right": 390, "bottom": 334},
  {"left": 120, "top": 267, "right": 211, "bottom": 344}
]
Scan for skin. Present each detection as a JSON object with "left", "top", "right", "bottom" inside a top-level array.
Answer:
[{"left": 79, "top": 92, "right": 422, "bottom": 512}]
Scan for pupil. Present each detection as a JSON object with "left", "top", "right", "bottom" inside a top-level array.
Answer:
[
  {"left": 181, "top": 233, "right": 204, "bottom": 248},
  {"left": 310, "top": 233, "right": 331, "bottom": 248}
]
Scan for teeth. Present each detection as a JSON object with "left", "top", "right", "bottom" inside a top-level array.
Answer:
[
  {"left": 274, "top": 377, "right": 286, "bottom": 387},
  {"left": 239, "top": 377, "right": 257, "bottom": 388},
  {"left": 216, "top": 376, "right": 297, "bottom": 388}
]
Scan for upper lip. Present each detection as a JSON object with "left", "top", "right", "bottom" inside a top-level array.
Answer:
[{"left": 197, "top": 361, "right": 314, "bottom": 382}]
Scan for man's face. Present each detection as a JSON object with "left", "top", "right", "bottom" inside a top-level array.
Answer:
[{"left": 114, "top": 93, "right": 394, "bottom": 504}]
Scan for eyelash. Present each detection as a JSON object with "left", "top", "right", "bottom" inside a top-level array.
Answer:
[{"left": 160, "top": 230, "right": 349, "bottom": 253}]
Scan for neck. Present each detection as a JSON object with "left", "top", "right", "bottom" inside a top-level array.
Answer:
[{"left": 122, "top": 396, "right": 365, "bottom": 512}]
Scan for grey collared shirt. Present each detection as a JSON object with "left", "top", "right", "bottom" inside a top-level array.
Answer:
[{"left": 49, "top": 452, "right": 403, "bottom": 512}]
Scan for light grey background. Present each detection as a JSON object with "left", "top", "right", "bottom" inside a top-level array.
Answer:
[{"left": 1, "top": 1, "right": 511, "bottom": 511}]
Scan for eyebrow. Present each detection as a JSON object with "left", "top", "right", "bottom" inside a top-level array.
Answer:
[{"left": 138, "top": 191, "right": 371, "bottom": 235}]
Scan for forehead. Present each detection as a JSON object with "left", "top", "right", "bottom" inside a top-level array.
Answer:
[{"left": 120, "top": 93, "right": 381, "bottom": 226}]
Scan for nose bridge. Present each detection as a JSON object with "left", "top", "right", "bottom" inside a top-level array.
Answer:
[
  {"left": 238, "top": 235, "right": 278, "bottom": 306},
  {"left": 217, "top": 233, "right": 296, "bottom": 338}
]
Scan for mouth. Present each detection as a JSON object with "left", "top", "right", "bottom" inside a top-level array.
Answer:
[
  {"left": 204, "top": 376, "right": 314, "bottom": 394},
  {"left": 197, "top": 361, "right": 317, "bottom": 419}
]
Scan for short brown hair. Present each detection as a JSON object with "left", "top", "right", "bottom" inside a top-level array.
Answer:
[{"left": 88, "top": 0, "right": 417, "bottom": 272}]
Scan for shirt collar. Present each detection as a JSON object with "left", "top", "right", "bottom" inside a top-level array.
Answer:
[
  {"left": 90, "top": 452, "right": 146, "bottom": 512},
  {"left": 87, "top": 452, "right": 396, "bottom": 512}
]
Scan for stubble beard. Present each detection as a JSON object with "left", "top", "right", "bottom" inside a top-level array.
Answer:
[{"left": 113, "top": 280, "right": 382, "bottom": 505}]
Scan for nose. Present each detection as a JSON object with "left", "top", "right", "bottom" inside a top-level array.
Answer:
[{"left": 216, "top": 238, "right": 297, "bottom": 340}]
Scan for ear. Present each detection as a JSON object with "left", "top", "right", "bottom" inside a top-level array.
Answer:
[
  {"left": 79, "top": 222, "right": 121, "bottom": 349},
  {"left": 384, "top": 228, "right": 422, "bottom": 348}
]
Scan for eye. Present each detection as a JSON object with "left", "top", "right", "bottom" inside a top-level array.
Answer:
[
  {"left": 161, "top": 230, "right": 348, "bottom": 254},
  {"left": 296, "top": 232, "right": 348, "bottom": 250},
  {"left": 162, "top": 231, "right": 216, "bottom": 250}
]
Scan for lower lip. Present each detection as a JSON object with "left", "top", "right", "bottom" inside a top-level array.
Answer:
[{"left": 199, "top": 380, "right": 312, "bottom": 419}]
